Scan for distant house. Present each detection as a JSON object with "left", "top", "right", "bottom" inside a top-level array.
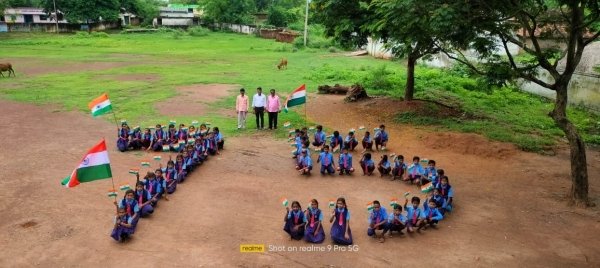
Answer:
[
  {"left": 0, "top": 7, "right": 67, "bottom": 32},
  {"left": 153, "top": 4, "right": 202, "bottom": 27},
  {"left": 119, "top": 12, "right": 140, "bottom": 26}
]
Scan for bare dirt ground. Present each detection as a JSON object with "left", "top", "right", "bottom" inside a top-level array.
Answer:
[
  {"left": 155, "top": 84, "right": 239, "bottom": 117},
  {"left": 0, "top": 91, "right": 599, "bottom": 267}
]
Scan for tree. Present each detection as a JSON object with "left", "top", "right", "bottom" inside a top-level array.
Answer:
[
  {"left": 120, "top": 0, "right": 160, "bottom": 25},
  {"left": 313, "top": 0, "right": 470, "bottom": 101},
  {"left": 203, "top": 0, "right": 255, "bottom": 24},
  {"left": 44, "top": 0, "right": 120, "bottom": 29},
  {"left": 448, "top": 0, "right": 600, "bottom": 206}
]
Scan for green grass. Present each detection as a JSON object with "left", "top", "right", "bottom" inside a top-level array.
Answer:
[{"left": 0, "top": 31, "right": 599, "bottom": 151}]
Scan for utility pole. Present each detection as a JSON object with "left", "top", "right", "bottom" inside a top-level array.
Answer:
[
  {"left": 303, "top": 0, "right": 309, "bottom": 46},
  {"left": 53, "top": 0, "right": 59, "bottom": 34}
]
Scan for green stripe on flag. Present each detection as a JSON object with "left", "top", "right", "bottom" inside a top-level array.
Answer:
[
  {"left": 75, "top": 164, "right": 112, "bottom": 183},
  {"left": 92, "top": 105, "right": 112, "bottom": 117},
  {"left": 287, "top": 96, "right": 306, "bottom": 108}
]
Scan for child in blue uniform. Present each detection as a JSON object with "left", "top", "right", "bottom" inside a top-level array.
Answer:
[
  {"left": 404, "top": 196, "right": 424, "bottom": 233},
  {"left": 304, "top": 199, "right": 325, "bottom": 243},
  {"left": 144, "top": 172, "right": 162, "bottom": 205},
  {"left": 111, "top": 207, "right": 135, "bottom": 242},
  {"left": 392, "top": 155, "right": 407, "bottom": 181},
  {"left": 150, "top": 124, "right": 166, "bottom": 151},
  {"left": 343, "top": 131, "right": 358, "bottom": 151},
  {"left": 361, "top": 131, "right": 373, "bottom": 152},
  {"left": 130, "top": 127, "right": 143, "bottom": 150},
  {"left": 330, "top": 197, "right": 352, "bottom": 245},
  {"left": 420, "top": 198, "right": 443, "bottom": 231},
  {"left": 163, "top": 161, "right": 179, "bottom": 193},
  {"left": 141, "top": 128, "right": 152, "bottom": 150},
  {"left": 296, "top": 149, "right": 313, "bottom": 175},
  {"left": 134, "top": 182, "right": 154, "bottom": 217},
  {"left": 117, "top": 122, "right": 130, "bottom": 152},
  {"left": 175, "top": 154, "right": 187, "bottom": 183},
  {"left": 374, "top": 124, "right": 388, "bottom": 151},
  {"left": 406, "top": 156, "right": 425, "bottom": 184},
  {"left": 424, "top": 159, "right": 438, "bottom": 185},
  {"left": 317, "top": 145, "right": 335, "bottom": 175},
  {"left": 114, "top": 189, "right": 140, "bottom": 228},
  {"left": 213, "top": 127, "right": 225, "bottom": 150},
  {"left": 359, "top": 153, "right": 375, "bottom": 176},
  {"left": 283, "top": 201, "right": 306, "bottom": 240},
  {"left": 367, "top": 200, "right": 388, "bottom": 243},
  {"left": 337, "top": 147, "right": 354, "bottom": 175},
  {"left": 167, "top": 124, "right": 178, "bottom": 151},
  {"left": 429, "top": 188, "right": 448, "bottom": 215},
  {"left": 437, "top": 176, "right": 454, "bottom": 213},
  {"left": 312, "top": 125, "right": 326, "bottom": 149},
  {"left": 387, "top": 204, "right": 406, "bottom": 237},
  {"left": 377, "top": 154, "right": 392, "bottom": 177},
  {"left": 329, "top": 131, "right": 343, "bottom": 152}
]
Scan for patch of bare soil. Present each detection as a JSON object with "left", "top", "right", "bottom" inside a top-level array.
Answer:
[{"left": 155, "top": 83, "right": 239, "bottom": 117}]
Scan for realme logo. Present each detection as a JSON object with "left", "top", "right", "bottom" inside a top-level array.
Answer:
[{"left": 240, "top": 244, "right": 265, "bottom": 253}]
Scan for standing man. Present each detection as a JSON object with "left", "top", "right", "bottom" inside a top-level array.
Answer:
[
  {"left": 266, "top": 89, "right": 281, "bottom": 129},
  {"left": 252, "top": 87, "right": 267, "bottom": 130},
  {"left": 236, "top": 88, "right": 249, "bottom": 129}
]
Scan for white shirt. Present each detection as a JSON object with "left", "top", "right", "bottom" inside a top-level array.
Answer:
[{"left": 252, "top": 93, "right": 266, "bottom": 108}]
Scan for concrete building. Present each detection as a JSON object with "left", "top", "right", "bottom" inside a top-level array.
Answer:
[
  {"left": 153, "top": 4, "right": 202, "bottom": 27},
  {"left": 0, "top": 7, "right": 67, "bottom": 32}
]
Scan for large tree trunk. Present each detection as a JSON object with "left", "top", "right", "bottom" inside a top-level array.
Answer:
[
  {"left": 405, "top": 56, "right": 416, "bottom": 101},
  {"left": 550, "top": 83, "right": 590, "bottom": 206}
]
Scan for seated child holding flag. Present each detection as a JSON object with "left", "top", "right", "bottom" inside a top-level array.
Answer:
[
  {"left": 117, "top": 122, "right": 130, "bottom": 152},
  {"left": 392, "top": 155, "right": 407, "bottom": 181},
  {"left": 129, "top": 126, "right": 143, "bottom": 150},
  {"left": 283, "top": 201, "right": 306, "bottom": 240},
  {"left": 387, "top": 204, "right": 407, "bottom": 237},
  {"left": 374, "top": 124, "right": 389, "bottom": 151},
  {"left": 329, "top": 131, "right": 343, "bottom": 153},
  {"left": 330, "top": 197, "right": 353, "bottom": 245},
  {"left": 362, "top": 131, "right": 373, "bottom": 152},
  {"left": 337, "top": 147, "right": 354, "bottom": 175},
  {"left": 312, "top": 125, "right": 326, "bottom": 149},
  {"left": 304, "top": 199, "right": 326, "bottom": 243},
  {"left": 367, "top": 200, "right": 388, "bottom": 243},
  {"left": 359, "top": 153, "right": 375, "bottom": 176},
  {"left": 134, "top": 181, "right": 154, "bottom": 217},
  {"left": 317, "top": 145, "right": 335, "bottom": 175},
  {"left": 296, "top": 149, "right": 313, "bottom": 175},
  {"left": 404, "top": 196, "right": 424, "bottom": 233},
  {"left": 437, "top": 176, "right": 454, "bottom": 213},
  {"left": 343, "top": 131, "right": 358, "bottom": 151},
  {"left": 110, "top": 207, "right": 136, "bottom": 242},
  {"left": 377, "top": 154, "right": 392, "bottom": 177},
  {"left": 114, "top": 189, "right": 140, "bottom": 228},
  {"left": 144, "top": 171, "right": 163, "bottom": 204},
  {"left": 406, "top": 156, "right": 425, "bottom": 184},
  {"left": 150, "top": 124, "right": 167, "bottom": 151},
  {"left": 420, "top": 198, "right": 443, "bottom": 231}
]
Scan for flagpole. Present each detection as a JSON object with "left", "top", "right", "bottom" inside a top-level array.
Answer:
[{"left": 304, "top": 91, "right": 307, "bottom": 128}]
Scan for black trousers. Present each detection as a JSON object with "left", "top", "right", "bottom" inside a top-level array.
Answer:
[
  {"left": 268, "top": 112, "right": 278, "bottom": 129},
  {"left": 254, "top": 107, "right": 265, "bottom": 129}
]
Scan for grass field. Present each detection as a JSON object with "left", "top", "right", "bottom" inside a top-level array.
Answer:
[{"left": 0, "top": 31, "right": 598, "bottom": 151}]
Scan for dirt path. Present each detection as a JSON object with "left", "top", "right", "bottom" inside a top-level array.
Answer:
[{"left": 0, "top": 95, "right": 599, "bottom": 267}]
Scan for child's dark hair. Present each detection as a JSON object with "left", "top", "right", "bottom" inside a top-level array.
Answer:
[
  {"left": 348, "top": 131, "right": 354, "bottom": 135},
  {"left": 303, "top": 140, "right": 310, "bottom": 148},
  {"left": 213, "top": 127, "right": 219, "bottom": 132},
  {"left": 316, "top": 125, "right": 323, "bottom": 131},
  {"left": 398, "top": 155, "right": 404, "bottom": 160},
  {"left": 311, "top": 199, "right": 319, "bottom": 206},
  {"left": 323, "top": 145, "right": 330, "bottom": 150},
  {"left": 337, "top": 197, "right": 346, "bottom": 207},
  {"left": 382, "top": 155, "right": 388, "bottom": 161},
  {"left": 169, "top": 124, "right": 175, "bottom": 128},
  {"left": 411, "top": 196, "right": 421, "bottom": 204},
  {"left": 438, "top": 169, "right": 445, "bottom": 176},
  {"left": 442, "top": 176, "right": 449, "bottom": 183},
  {"left": 295, "top": 128, "right": 300, "bottom": 133},
  {"left": 145, "top": 172, "right": 156, "bottom": 179},
  {"left": 167, "top": 160, "right": 175, "bottom": 166},
  {"left": 291, "top": 201, "right": 301, "bottom": 209},
  {"left": 364, "top": 153, "right": 372, "bottom": 160},
  {"left": 428, "top": 199, "right": 437, "bottom": 206},
  {"left": 413, "top": 156, "right": 420, "bottom": 162},
  {"left": 125, "top": 189, "right": 135, "bottom": 196},
  {"left": 373, "top": 200, "right": 380, "bottom": 206},
  {"left": 136, "top": 181, "right": 144, "bottom": 187},
  {"left": 365, "top": 131, "right": 370, "bottom": 136},
  {"left": 240, "top": 88, "right": 245, "bottom": 92},
  {"left": 428, "top": 159, "right": 436, "bottom": 165},
  {"left": 333, "top": 130, "right": 339, "bottom": 137},
  {"left": 393, "top": 204, "right": 402, "bottom": 211},
  {"left": 342, "top": 147, "right": 348, "bottom": 151},
  {"left": 379, "top": 124, "right": 385, "bottom": 129}
]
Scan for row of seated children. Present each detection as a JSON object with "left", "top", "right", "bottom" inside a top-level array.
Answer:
[
  {"left": 291, "top": 124, "right": 389, "bottom": 157},
  {"left": 110, "top": 129, "right": 223, "bottom": 242},
  {"left": 117, "top": 122, "right": 223, "bottom": 153},
  {"left": 283, "top": 198, "right": 354, "bottom": 245}
]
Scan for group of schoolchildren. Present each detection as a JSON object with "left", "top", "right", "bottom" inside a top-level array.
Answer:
[
  {"left": 284, "top": 123, "right": 456, "bottom": 243},
  {"left": 116, "top": 121, "right": 223, "bottom": 153},
  {"left": 293, "top": 124, "right": 390, "bottom": 176},
  {"left": 110, "top": 122, "right": 225, "bottom": 242}
]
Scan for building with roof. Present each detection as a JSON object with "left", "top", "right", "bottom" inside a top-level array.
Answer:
[
  {"left": 0, "top": 7, "right": 67, "bottom": 32},
  {"left": 153, "top": 4, "right": 203, "bottom": 27}
]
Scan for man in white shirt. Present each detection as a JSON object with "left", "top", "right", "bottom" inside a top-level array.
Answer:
[{"left": 252, "top": 87, "right": 267, "bottom": 130}]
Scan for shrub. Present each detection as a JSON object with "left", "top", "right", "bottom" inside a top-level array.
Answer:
[
  {"left": 91, "top": 31, "right": 109, "bottom": 38},
  {"left": 188, "top": 26, "right": 210, "bottom": 37}
]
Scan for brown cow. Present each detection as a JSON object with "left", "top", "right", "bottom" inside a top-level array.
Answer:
[
  {"left": 277, "top": 58, "right": 288, "bottom": 70},
  {"left": 0, "top": 63, "right": 15, "bottom": 77}
]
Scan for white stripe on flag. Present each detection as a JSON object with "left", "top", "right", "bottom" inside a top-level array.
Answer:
[
  {"left": 77, "top": 151, "right": 110, "bottom": 168},
  {"left": 290, "top": 91, "right": 306, "bottom": 99},
  {"left": 91, "top": 99, "right": 111, "bottom": 113}
]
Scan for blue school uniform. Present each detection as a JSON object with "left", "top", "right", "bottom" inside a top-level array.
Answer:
[
  {"left": 387, "top": 212, "right": 407, "bottom": 232},
  {"left": 318, "top": 152, "right": 335, "bottom": 174},
  {"left": 338, "top": 153, "right": 353, "bottom": 174},
  {"left": 330, "top": 135, "right": 343, "bottom": 150},
  {"left": 425, "top": 166, "right": 438, "bottom": 184},
  {"left": 214, "top": 132, "right": 224, "bottom": 149},
  {"left": 204, "top": 137, "right": 217, "bottom": 155},
  {"left": 129, "top": 129, "right": 142, "bottom": 149},
  {"left": 423, "top": 202, "right": 444, "bottom": 223},
  {"left": 152, "top": 129, "right": 166, "bottom": 151},
  {"left": 313, "top": 131, "right": 326, "bottom": 146},
  {"left": 175, "top": 161, "right": 187, "bottom": 182},
  {"left": 284, "top": 210, "right": 307, "bottom": 240},
  {"left": 407, "top": 163, "right": 425, "bottom": 179},
  {"left": 392, "top": 159, "right": 407, "bottom": 177},
  {"left": 360, "top": 158, "right": 375, "bottom": 174},
  {"left": 293, "top": 137, "right": 303, "bottom": 156},
  {"left": 134, "top": 189, "right": 154, "bottom": 217},
  {"left": 158, "top": 175, "right": 176, "bottom": 194},
  {"left": 437, "top": 184, "right": 454, "bottom": 212},
  {"left": 344, "top": 135, "right": 358, "bottom": 150},
  {"left": 118, "top": 198, "right": 140, "bottom": 227},
  {"left": 431, "top": 195, "right": 447, "bottom": 211},
  {"left": 381, "top": 160, "right": 391, "bottom": 169},
  {"left": 144, "top": 178, "right": 162, "bottom": 200},
  {"left": 301, "top": 155, "right": 313, "bottom": 171},
  {"left": 331, "top": 208, "right": 353, "bottom": 245},
  {"left": 374, "top": 129, "right": 388, "bottom": 144},
  {"left": 117, "top": 128, "right": 129, "bottom": 152},
  {"left": 111, "top": 214, "right": 135, "bottom": 242},
  {"left": 163, "top": 168, "right": 179, "bottom": 193},
  {"left": 404, "top": 205, "right": 424, "bottom": 227},
  {"left": 304, "top": 208, "right": 325, "bottom": 243},
  {"left": 367, "top": 207, "right": 388, "bottom": 236}
]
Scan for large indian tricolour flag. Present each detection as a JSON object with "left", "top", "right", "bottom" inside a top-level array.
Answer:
[
  {"left": 284, "top": 84, "right": 306, "bottom": 112},
  {"left": 61, "top": 139, "right": 113, "bottom": 188},
  {"left": 88, "top": 93, "right": 112, "bottom": 117}
]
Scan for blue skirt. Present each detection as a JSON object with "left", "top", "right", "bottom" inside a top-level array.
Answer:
[
  {"left": 304, "top": 224, "right": 325, "bottom": 243},
  {"left": 117, "top": 139, "right": 128, "bottom": 152},
  {"left": 283, "top": 219, "right": 305, "bottom": 240},
  {"left": 331, "top": 223, "right": 353, "bottom": 245},
  {"left": 111, "top": 225, "right": 135, "bottom": 242},
  {"left": 139, "top": 204, "right": 154, "bottom": 217}
]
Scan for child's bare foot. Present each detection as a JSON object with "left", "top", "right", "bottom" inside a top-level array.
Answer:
[{"left": 379, "top": 237, "right": 385, "bottom": 243}]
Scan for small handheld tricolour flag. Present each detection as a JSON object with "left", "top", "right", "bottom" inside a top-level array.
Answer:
[
  {"left": 119, "top": 184, "right": 131, "bottom": 191},
  {"left": 141, "top": 161, "right": 150, "bottom": 167},
  {"left": 390, "top": 198, "right": 398, "bottom": 207},
  {"left": 328, "top": 199, "right": 335, "bottom": 209},
  {"left": 60, "top": 139, "right": 112, "bottom": 188},
  {"left": 358, "top": 126, "right": 365, "bottom": 131},
  {"left": 283, "top": 122, "right": 291, "bottom": 128},
  {"left": 421, "top": 182, "right": 433, "bottom": 193},
  {"left": 366, "top": 202, "right": 374, "bottom": 211},
  {"left": 162, "top": 145, "right": 170, "bottom": 152},
  {"left": 404, "top": 192, "right": 411, "bottom": 197},
  {"left": 128, "top": 168, "right": 139, "bottom": 175},
  {"left": 284, "top": 84, "right": 306, "bottom": 112},
  {"left": 281, "top": 197, "right": 289, "bottom": 207},
  {"left": 107, "top": 189, "right": 118, "bottom": 198},
  {"left": 204, "top": 122, "right": 212, "bottom": 126},
  {"left": 153, "top": 155, "right": 162, "bottom": 161},
  {"left": 88, "top": 93, "right": 112, "bottom": 117}
]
